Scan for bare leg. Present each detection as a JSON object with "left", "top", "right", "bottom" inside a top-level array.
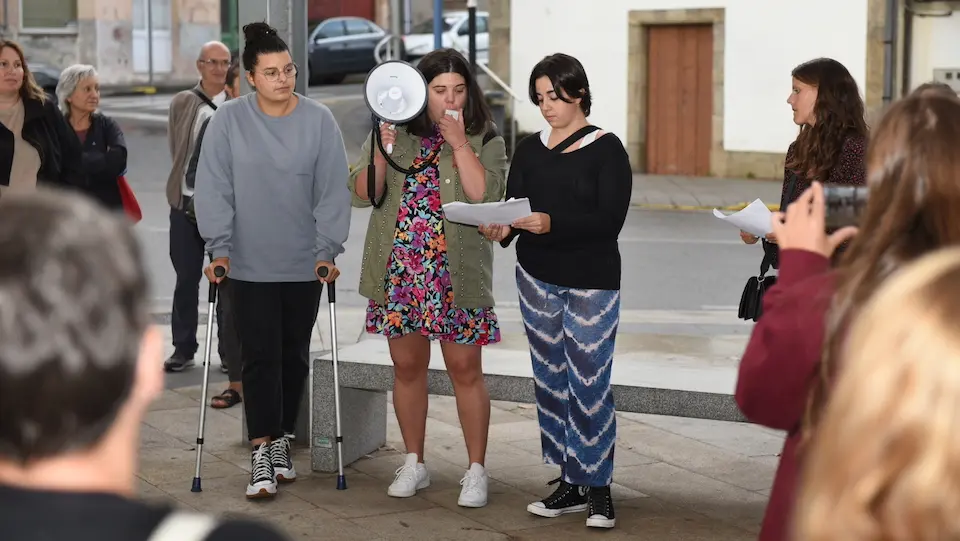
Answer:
[
  {"left": 440, "top": 342, "right": 490, "bottom": 466},
  {"left": 389, "top": 333, "right": 431, "bottom": 461}
]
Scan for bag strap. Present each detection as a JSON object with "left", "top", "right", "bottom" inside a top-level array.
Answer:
[
  {"left": 759, "top": 170, "right": 800, "bottom": 275},
  {"left": 147, "top": 511, "right": 219, "bottom": 541},
  {"left": 191, "top": 89, "right": 218, "bottom": 111},
  {"left": 550, "top": 125, "right": 600, "bottom": 154}
]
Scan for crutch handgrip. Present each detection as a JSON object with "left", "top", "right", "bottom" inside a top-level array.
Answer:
[{"left": 206, "top": 266, "right": 226, "bottom": 303}]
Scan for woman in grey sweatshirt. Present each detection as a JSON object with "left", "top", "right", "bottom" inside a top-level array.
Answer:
[{"left": 194, "top": 22, "right": 351, "bottom": 500}]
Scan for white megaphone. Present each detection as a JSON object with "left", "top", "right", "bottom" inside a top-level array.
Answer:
[{"left": 363, "top": 60, "right": 428, "bottom": 156}]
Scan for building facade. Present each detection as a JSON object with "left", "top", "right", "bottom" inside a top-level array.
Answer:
[
  {"left": 498, "top": 0, "right": 901, "bottom": 179},
  {"left": 2, "top": 0, "right": 220, "bottom": 88}
]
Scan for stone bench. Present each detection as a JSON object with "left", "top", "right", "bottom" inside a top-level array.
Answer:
[{"left": 299, "top": 337, "right": 747, "bottom": 473}]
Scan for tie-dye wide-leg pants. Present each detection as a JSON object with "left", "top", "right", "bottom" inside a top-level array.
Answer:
[{"left": 516, "top": 263, "right": 619, "bottom": 487}]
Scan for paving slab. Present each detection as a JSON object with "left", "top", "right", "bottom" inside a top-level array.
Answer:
[{"left": 138, "top": 385, "right": 779, "bottom": 540}]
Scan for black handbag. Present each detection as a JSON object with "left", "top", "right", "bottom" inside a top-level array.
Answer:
[
  {"left": 737, "top": 170, "right": 798, "bottom": 322},
  {"left": 738, "top": 257, "right": 777, "bottom": 322}
]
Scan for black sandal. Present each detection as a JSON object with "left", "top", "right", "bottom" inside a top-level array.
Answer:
[{"left": 211, "top": 388, "right": 242, "bottom": 409}]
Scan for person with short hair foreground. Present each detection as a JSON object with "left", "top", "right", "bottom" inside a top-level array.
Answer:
[{"left": 0, "top": 190, "right": 287, "bottom": 541}]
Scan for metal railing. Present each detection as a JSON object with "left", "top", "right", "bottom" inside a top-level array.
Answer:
[
  {"left": 475, "top": 61, "right": 522, "bottom": 157},
  {"left": 374, "top": 34, "right": 405, "bottom": 64}
]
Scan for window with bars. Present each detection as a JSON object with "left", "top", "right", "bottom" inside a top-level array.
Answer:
[{"left": 20, "top": 0, "right": 77, "bottom": 30}]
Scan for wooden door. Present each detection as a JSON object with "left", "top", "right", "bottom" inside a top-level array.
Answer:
[{"left": 645, "top": 24, "right": 713, "bottom": 176}]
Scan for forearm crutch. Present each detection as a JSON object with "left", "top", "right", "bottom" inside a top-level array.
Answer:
[
  {"left": 191, "top": 262, "right": 225, "bottom": 493},
  {"left": 315, "top": 266, "right": 347, "bottom": 490}
]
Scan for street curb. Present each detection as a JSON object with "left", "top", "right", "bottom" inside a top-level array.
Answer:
[
  {"left": 632, "top": 202, "right": 781, "bottom": 212},
  {"left": 101, "top": 84, "right": 193, "bottom": 97}
]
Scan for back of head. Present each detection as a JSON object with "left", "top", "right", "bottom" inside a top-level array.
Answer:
[
  {"left": 911, "top": 81, "right": 958, "bottom": 100},
  {"left": 241, "top": 22, "right": 288, "bottom": 72},
  {"left": 0, "top": 190, "right": 149, "bottom": 464},
  {"left": 788, "top": 57, "right": 867, "bottom": 179},
  {"left": 810, "top": 93, "right": 960, "bottom": 435},
  {"left": 796, "top": 246, "right": 960, "bottom": 541}
]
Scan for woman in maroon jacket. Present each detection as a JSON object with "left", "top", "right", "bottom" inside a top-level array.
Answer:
[
  {"left": 736, "top": 92, "right": 960, "bottom": 540},
  {"left": 740, "top": 58, "right": 867, "bottom": 265}
]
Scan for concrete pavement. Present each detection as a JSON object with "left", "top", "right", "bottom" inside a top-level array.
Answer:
[{"left": 140, "top": 384, "right": 777, "bottom": 540}]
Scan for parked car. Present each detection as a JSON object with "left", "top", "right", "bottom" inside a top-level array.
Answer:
[
  {"left": 402, "top": 11, "right": 489, "bottom": 64},
  {"left": 30, "top": 62, "right": 61, "bottom": 97},
  {"left": 308, "top": 16, "right": 404, "bottom": 85}
]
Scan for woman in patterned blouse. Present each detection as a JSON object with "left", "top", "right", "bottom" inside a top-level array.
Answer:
[
  {"left": 349, "top": 49, "right": 508, "bottom": 509},
  {"left": 740, "top": 57, "right": 868, "bottom": 269}
]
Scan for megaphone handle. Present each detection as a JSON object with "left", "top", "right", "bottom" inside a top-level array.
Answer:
[{"left": 386, "top": 143, "right": 393, "bottom": 155}]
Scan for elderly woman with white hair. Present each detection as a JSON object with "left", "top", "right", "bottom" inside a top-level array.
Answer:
[{"left": 56, "top": 64, "right": 127, "bottom": 210}]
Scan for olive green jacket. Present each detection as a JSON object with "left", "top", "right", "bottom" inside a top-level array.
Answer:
[{"left": 349, "top": 125, "right": 508, "bottom": 309}]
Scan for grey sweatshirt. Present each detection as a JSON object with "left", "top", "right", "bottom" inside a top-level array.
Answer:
[{"left": 194, "top": 92, "right": 351, "bottom": 282}]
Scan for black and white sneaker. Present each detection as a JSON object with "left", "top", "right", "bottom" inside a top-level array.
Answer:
[
  {"left": 270, "top": 435, "right": 296, "bottom": 483},
  {"left": 526, "top": 477, "right": 588, "bottom": 518},
  {"left": 246, "top": 442, "right": 277, "bottom": 499},
  {"left": 163, "top": 352, "right": 194, "bottom": 372},
  {"left": 585, "top": 485, "right": 616, "bottom": 528}
]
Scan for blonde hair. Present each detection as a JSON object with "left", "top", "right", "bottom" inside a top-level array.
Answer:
[{"left": 795, "top": 246, "right": 960, "bottom": 541}]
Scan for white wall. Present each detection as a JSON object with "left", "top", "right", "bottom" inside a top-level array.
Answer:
[
  {"left": 909, "top": 9, "right": 960, "bottom": 91},
  {"left": 510, "top": 0, "right": 869, "bottom": 155}
]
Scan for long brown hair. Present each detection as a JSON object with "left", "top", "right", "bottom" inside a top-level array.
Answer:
[
  {"left": 785, "top": 58, "right": 867, "bottom": 180},
  {"left": 797, "top": 247, "right": 960, "bottom": 541},
  {"left": 0, "top": 40, "right": 46, "bottom": 103},
  {"left": 803, "top": 93, "right": 960, "bottom": 441}
]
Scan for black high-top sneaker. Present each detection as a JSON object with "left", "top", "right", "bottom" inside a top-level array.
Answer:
[
  {"left": 526, "top": 477, "right": 588, "bottom": 518},
  {"left": 270, "top": 435, "right": 296, "bottom": 483},
  {"left": 585, "top": 485, "right": 616, "bottom": 528},
  {"left": 246, "top": 442, "right": 277, "bottom": 499}
]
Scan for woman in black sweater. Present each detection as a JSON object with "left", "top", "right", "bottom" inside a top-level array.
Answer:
[{"left": 481, "top": 53, "right": 632, "bottom": 530}]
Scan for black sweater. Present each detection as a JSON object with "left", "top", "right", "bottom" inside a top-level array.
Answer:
[{"left": 501, "top": 130, "right": 633, "bottom": 290}]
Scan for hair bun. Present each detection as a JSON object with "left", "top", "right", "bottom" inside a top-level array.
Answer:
[{"left": 243, "top": 22, "right": 278, "bottom": 43}]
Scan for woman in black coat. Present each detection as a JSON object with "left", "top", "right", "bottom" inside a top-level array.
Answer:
[
  {"left": 56, "top": 64, "right": 127, "bottom": 210},
  {"left": 0, "top": 40, "right": 82, "bottom": 190}
]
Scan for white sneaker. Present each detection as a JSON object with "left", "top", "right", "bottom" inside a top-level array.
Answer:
[
  {"left": 245, "top": 442, "right": 278, "bottom": 499},
  {"left": 457, "top": 463, "right": 488, "bottom": 508},
  {"left": 387, "top": 453, "right": 430, "bottom": 498}
]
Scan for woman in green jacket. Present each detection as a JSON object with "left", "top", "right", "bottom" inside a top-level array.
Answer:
[{"left": 349, "top": 48, "right": 507, "bottom": 509}]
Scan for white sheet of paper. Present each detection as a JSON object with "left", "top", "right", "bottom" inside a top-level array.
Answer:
[
  {"left": 712, "top": 198, "right": 773, "bottom": 238},
  {"left": 442, "top": 198, "right": 532, "bottom": 227}
]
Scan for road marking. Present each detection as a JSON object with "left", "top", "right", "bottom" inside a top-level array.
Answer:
[{"left": 148, "top": 301, "right": 747, "bottom": 326}]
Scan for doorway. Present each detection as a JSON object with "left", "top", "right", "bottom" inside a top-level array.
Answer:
[{"left": 645, "top": 24, "right": 713, "bottom": 176}]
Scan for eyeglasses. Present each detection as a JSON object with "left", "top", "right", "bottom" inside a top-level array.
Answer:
[
  {"left": 258, "top": 63, "right": 298, "bottom": 82},
  {"left": 199, "top": 59, "right": 231, "bottom": 69}
]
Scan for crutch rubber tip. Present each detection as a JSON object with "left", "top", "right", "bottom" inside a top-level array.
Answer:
[
  {"left": 191, "top": 477, "right": 202, "bottom": 493},
  {"left": 337, "top": 475, "right": 347, "bottom": 490}
]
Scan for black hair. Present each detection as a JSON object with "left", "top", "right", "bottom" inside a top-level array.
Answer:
[
  {"left": 225, "top": 58, "right": 239, "bottom": 88},
  {"left": 406, "top": 48, "right": 492, "bottom": 138},
  {"left": 241, "top": 22, "right": 289, "bottom": 72},
  {"left": 528, "top": 53, "right": 592, "bottom": 116}
]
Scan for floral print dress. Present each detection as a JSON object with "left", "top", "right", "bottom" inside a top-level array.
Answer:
[{"left": 365, "top": 126, "right": 500, "bottom": 346}]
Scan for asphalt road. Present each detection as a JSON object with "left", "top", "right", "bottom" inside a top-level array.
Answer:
[{"left": 106, "top": 85, "right": 763, "bottom": 389}]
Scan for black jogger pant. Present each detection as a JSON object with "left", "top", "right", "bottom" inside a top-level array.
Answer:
[
  {"left": 168, "top": 207, "right": 205, "bottom": 358},
  {"left": 215, "top": 278, "right": 242, "bottom": 383},
  {"left": 231, "top": 280, "right": 322, "bottom": 441}
]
